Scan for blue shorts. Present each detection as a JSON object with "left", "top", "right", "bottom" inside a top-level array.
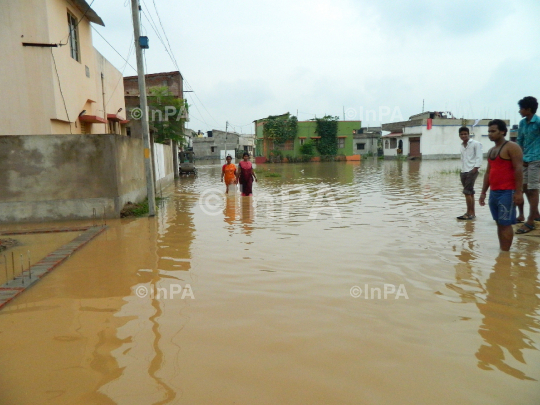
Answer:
[{"left": 488, "top": 190, "right": 517, "bottom": 226}]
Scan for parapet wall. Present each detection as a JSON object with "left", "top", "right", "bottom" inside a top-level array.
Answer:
[{"left": 0, "top": 134, "right": 173, "bottom": 223}]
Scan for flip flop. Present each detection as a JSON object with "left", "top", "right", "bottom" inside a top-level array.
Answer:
[
  {"left": 516, "top": 222, "right": 535, "bottom": 234},
  {"left": 457, "top": 214, "right": 475, "bottom": 220}
]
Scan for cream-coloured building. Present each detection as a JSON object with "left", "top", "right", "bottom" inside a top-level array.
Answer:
[
  {"left": 0, "top": 0, "right": 127, "bottom": 135},
  {"left": 382, "top": 112, "right": 510, "bottom": 160}
]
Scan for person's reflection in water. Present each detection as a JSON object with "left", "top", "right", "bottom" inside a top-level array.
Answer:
[
  {"left": 224, "top": 195, "right": 237, "bottom": 234},
  {"left": 475, "top": 252, "right": 540, "bottom": 381},
  {"left": 448, "top": 222, "right": 485, "bottom": 303},
  {"left": 240, "top": 196, "right": 254, "bottom": 236}
]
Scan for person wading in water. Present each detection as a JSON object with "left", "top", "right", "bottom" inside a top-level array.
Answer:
[
  {"left": 237, "top": 153, "right": 257, "bottom": 196},
  {"left": 479, "top": 120, "right": 524, "bottom": 251},
  {"left": 221, "top": 155, "right": 237, "bottom": 194}
]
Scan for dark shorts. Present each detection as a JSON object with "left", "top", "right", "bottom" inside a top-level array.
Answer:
[
  {"left": 489, "top": 190, "right": 517, "bottom": 226},
  {"left": 460, "top": 171, "right": 479, "bottom": 195}
]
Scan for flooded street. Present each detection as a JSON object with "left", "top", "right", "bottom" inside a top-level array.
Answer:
[{"left": 1, "top": 159, "right": 539, "bottom": 404}]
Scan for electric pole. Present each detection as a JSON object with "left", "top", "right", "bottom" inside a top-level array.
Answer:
[
  {"left": 224, "top": 121, "right": 228, "bottom": 160},
  {"left": 131, "top": 0, "right": 156, "bottom": 216}
]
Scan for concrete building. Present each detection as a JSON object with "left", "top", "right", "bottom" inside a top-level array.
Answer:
[
  {"left": 239, "top": 134, "right": 256, "bottom": 155},
  {"left": 353, "top": 127, "right": 381, "bottom": 156},
  {"left": 0, "top": 0, "right": 175, "bottom": 223},
  {"left": 381, "top": 112, "right": 509, "bottom": 159},
  {"left": 0, "top": 0, "right": 128, "bottom": 135},
  {"left": 192, "top": 130, "right": 240, "bottom": 159},
  {"left": 183, "top": 128, "right": 197, "bottom": 149},
  {"left": 123, "top": 71, "right": 184, "bottom": 139},
  {"left": 254, "top": 113, "right": 361, "bottom": 162}
]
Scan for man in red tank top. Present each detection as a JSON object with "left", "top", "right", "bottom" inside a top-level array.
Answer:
[{"left": 479, "top": 120, "right": 524, "bottom": 251}]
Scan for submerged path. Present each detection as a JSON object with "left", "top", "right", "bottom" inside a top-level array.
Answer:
[{"left": 0, "top": 226, "right": 106, "bottom": 309}]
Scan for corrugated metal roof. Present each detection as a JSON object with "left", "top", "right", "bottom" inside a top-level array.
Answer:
[{"left": 72, "top": 0, "right": 105, "bottom": 26}]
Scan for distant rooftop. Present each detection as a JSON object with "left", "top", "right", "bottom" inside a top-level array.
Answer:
[{"left": 409, "top": 111, "right": 456, "bottom": 120}]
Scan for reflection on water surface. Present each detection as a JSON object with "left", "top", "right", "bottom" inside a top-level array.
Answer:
[{"left": 0, "top": 159, "right": 539, "bottom": 405}]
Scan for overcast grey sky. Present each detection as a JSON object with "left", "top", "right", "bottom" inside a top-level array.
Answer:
[{"left": 92, "top": 0, "right": 540, "bottom": 134}]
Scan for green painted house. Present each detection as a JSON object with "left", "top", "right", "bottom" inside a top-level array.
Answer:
[{"left": 254, "top": 113, "right": 361, "bottom": 162}]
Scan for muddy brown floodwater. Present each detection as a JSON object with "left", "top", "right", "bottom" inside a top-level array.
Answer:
[{"left": 0, "top": 159, "right": 539, "bottom": 405}]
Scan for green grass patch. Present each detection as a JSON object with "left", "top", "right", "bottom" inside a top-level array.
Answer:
[
  {"left": 121, "top": 197, "right": 165, "bottom": 217},
  {"left": 254, "top": 168, "right": 282, "bottom": 177}
]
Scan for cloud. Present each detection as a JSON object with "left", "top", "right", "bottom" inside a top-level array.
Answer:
[
  {"left": 90, "top": 0, "right": 540, "bottom": 132},
  {"left": 366, "top": 0, "right": 514, "bottom": 35}
]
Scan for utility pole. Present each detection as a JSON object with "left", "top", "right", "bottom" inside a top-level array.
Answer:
[
  {"left": 224, "top": 121, "right": 228, "bottom": 160},
  {"left": 131, "top": 0, "right": 156, "bottom": 216}
]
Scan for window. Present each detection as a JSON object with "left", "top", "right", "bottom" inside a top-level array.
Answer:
[
  {"left": 283, "top": 140, "right": 293, "bottom": 150},
  {"left": 300, "top": 138, "right": 305, "bottom": 146},
  {"left": 211, "top": 146, "right": 216, "bottom": 153},
  {"left": 126, "top": 127, "right": 132, "bottom": 137},
  {"left": 390, "top": 138, "right": 397, "bottom": 148},
  {"left": 385, "top": 140, "right": 389, "bottom": 149},
  {"left": 356, "top": 143, "right": 365, "bottom": 150},
  {"left": 337, "top": 138, "right": 345, "bottom": 149},
  {"left": 244, "top": 145, "right": 249, "bottom": 152},
  {"left": 67, "top": 12, "right": 80, "bottom": 62}
]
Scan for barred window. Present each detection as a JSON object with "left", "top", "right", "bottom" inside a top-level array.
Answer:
[{"left": 67, "top": 12, "right": 80, "bottom": 62}]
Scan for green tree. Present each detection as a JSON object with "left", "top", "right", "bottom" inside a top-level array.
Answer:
[
  {"left": 147, "top": 86, "right": 188, "bottom": 144},
  {"left": 263, "top": 114, "right": 298, "bottom": 145},
  {"left": 299, "top": 141, "right": 315, "bottom": 156},
  {"left": 314, "top": 115, "right": 339, "bottom": 156}
]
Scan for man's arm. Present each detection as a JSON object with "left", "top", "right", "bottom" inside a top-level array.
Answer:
[
  {"left": 508, "top": 143, "right": 524, "bottom": 205},
  {"left": 479, "top": 151, "right": 491, "bottom": 206},
  {"left": 472, "top": 141, "right": 483, "bottom": 172}
]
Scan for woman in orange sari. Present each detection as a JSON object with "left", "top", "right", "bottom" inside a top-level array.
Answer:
[{"left": 221, "top": 155, "right": 237, "bottom": 194}]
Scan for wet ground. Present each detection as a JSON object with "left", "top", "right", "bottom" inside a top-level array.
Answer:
[{"left": 0, "top": 159, "right": 539, "bottom": 404}]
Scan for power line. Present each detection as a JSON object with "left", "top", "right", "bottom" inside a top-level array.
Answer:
[
  {"left": 151, "top": 0, "right": 180, "bottom": 71},
  {"left": 106, "top": 35, "right": 135, "bottom": 106},
  {"left": 50, "top": 48, "right": 72, "bottom": 134},
  {"left": 138, "top": 1, "right": 221, "bottom": 129},
  {"left": 140, "top": 7, "right": 177, "bottom": 71},
  {"left": 143, "top": 0, "right": 181, "bottom": 74},
  {"left": 143, "top": 1, "right": 222, "bottom": 128},
  {"left": 91, "top": 26, "right": 137, "bottom": 73},
  {"left": 59, "top": 0, "right": 95, "bottom": 45}
]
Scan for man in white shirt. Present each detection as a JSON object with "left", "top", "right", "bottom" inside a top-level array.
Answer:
[{"left": 457, "top": 126, "right": 483, "bottom": 220}]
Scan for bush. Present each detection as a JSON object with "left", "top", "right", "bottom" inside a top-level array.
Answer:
[
  {"left": 299, "top": 142, "right": 315, "bottom": 156},
  {"left": 269, "top": 149, "right": 283, "bottom": 163}
]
